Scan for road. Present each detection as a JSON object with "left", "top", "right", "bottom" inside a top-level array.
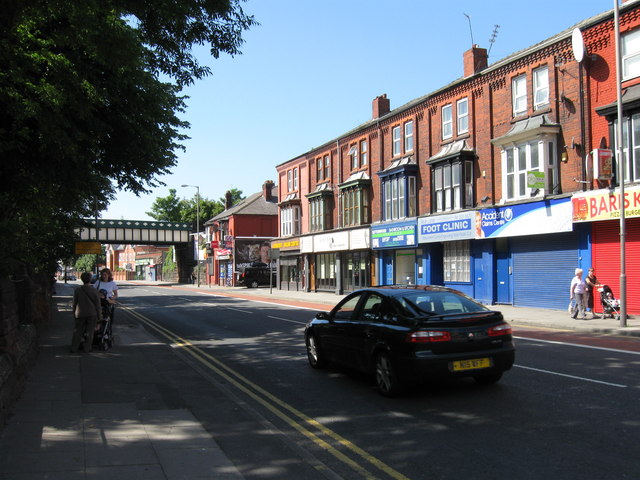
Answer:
[{"left": 117, "top": 283, "right": 640, "bottom": 480}]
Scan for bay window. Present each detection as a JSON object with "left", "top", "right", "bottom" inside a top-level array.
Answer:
[
  {"left": 280, "top": 204, "right": 300, "bottom": 237},
  {"left": 502, "top": 139, "right": 557, "bottom": 201},
  {"left": 341, "top": 185, "right": 370, "bottom": 227},
  {"left": 492, "top": 114, "right": 560, "bottom": 202},
  {"left": 431, "top": 160, "right": 473, "bottom": 212},
  {"left": 308, "top": 194, "right": 332, "bottom": 232},
  {"left": 623, "top": 28, "right": 640, "bottom": 80}
]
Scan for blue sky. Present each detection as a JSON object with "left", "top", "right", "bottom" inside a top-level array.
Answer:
[{"left": 104, "top": 0, "right": 609, "bottom": 221}]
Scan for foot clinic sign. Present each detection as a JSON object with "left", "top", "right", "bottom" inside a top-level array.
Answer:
[{"left": 418, "top": 212, "right": 476, "bottom": 243}]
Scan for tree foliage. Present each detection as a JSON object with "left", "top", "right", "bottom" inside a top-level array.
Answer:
[
  {"left": 0, "top": 0, "right": 255, "bottom": 275},
  {"left": 146, "top": 188, "right": 240, "bottom": 225}
]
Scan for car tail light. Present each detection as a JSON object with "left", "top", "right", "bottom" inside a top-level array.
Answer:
[
  {"left": 488, "top": 323, "right": 512, "bottom": 337},
  {"left": 406, "top": 330, "right": 451, "bottom": 343}
]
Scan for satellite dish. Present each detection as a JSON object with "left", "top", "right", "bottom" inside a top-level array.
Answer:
[{"left": 572, "top": 28, "right": 585, "bottom": 62}]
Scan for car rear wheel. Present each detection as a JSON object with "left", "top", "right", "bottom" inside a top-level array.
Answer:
[
  {"left": 306, "top": 334, "right": 326, "bottom": 369},
  {"left": 250, "top": 280, "right": 259, "bottom": 288},
  {"left": 375, "top": 351, "right": 403, "bottom": 397},
  {"left": 474, "top": 372, "right": 503, "bottom": 385}
]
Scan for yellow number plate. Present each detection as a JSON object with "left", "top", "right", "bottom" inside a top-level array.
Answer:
[{"left": 452, "top": 358, "right": 492, "bottom": 371}]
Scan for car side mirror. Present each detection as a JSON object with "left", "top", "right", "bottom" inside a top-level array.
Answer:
[{"left": 315, "top": 311, "right": 330, "bottom": 320}]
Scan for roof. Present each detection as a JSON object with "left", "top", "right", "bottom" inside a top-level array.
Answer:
[{"left": 205, "top": 188, "right": 278, "bottom": 224}]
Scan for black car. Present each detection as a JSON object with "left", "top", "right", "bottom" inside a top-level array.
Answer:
[
  {"left": 239, "top": 263, "right": 276, "bottom": 288},
  {"left": 304, "top": 286, "right": 515, "bottom": 396}
]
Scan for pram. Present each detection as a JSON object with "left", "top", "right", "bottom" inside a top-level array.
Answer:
[
  {"left": 92, "top": 300, "right": 114, "bottom": 351},
  {"left": 598, "top": 285, "right": 621, "bottom": 320}
]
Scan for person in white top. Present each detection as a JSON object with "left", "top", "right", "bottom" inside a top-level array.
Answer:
[
  {"left": 569, "top": 268, "right": 586, "bottom": 319},
  {"left": 94, "top": 268, "right": 118, "bottom": 321}
]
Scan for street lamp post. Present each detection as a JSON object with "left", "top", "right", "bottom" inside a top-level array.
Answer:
[{"left": 182, "top": 184, "right": 201, "bottom": 287}]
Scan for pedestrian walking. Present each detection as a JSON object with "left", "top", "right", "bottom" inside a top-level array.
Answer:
[
  {"left": 570, "top": 268, "right": 587, "bottom": 319},
  {"left": 585, "top": 267, "right": 599, "bottom": 319},
  {"left": 71, "top": 272, "right": 102, "bottom": 353}
]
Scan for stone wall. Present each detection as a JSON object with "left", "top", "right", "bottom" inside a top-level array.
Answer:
[{"left": 0, "top": 275, "right": 47, "bottom": 426}]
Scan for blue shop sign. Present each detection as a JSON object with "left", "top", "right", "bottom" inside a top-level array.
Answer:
[
  {"left": 371, "top": 221, "right": 417, "bottom": 249},
  {"left": 478, "top": 198, "right": 572, "bottom": 238},
  {"left": 418, "top": 211, "right": 476, "bottom": 243}
]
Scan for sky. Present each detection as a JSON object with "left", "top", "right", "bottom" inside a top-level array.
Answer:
[{"left": 104, "top": 0, "right": 610, "bottom": 221}]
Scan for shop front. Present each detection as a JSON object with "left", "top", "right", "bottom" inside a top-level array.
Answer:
[
  {"left": 271, "top": 238, "right": 303, "bottom": 291},
  {"left": 372, "top": 221, "right": 420, "bottom": 286},
  {"left": 302, "top": 227, "right": 370, "bottom": 293},
  {"left": 572, "top": 187, "right": 640, "bottom": 314},
  {"left": 215, "top": 249, "right": 233, "bottom": 287},
  {"left": 475, "top": 197, "right": 579, "bottom": 309},
  {"left": 418, "top": 211, "right": 477, "bottom": 297}
]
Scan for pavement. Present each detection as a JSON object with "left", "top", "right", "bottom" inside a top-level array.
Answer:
[{"left": 1, "top": 280, "right": 639, "bottom": 480}]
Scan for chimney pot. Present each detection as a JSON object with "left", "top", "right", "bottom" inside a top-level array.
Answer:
[
  {"left": 372, "top": 94, "right": 390, "bottom": 119},
  {"left": 263, "top": 180, "right": 275, "bottom": 202},
  {"left": 463, "top": 45, "right": 488, "bottom": 77}
]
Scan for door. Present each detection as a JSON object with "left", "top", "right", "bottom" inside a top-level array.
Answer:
[
  {"left": 495, "top": 238, "right": 511, "bottom": 304},
  {"left": 384, "top": 253, "right": 394, "bottom": 285}
]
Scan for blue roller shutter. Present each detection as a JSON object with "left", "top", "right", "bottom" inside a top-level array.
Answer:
[{"left": 511, "top": 233, "right": 580, "bottom": 309}]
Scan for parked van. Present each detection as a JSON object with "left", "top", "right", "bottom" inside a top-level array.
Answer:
[{"left": 239, "top": 263, "right": 276, "bottom": 288}]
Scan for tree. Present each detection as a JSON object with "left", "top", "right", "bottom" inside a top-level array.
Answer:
[
  {"left": 147, "top": 189, "right": 226, "bottom": 225},
  {"left": 0, "top": 0, "right": 255, "bottom": 275}
]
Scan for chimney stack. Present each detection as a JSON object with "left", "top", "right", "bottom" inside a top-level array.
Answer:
[
  {"left": 225, "top": 191, "right": 233, "bottom": 210},
  {"left": 372, "top": 94, "right": 390, "bottom": 119},
  {"left": 262, "top": 180, "right": 275, "bottom": 202},
  {"left": 463, "top": 45, "right": 488, "bottom": 77}
]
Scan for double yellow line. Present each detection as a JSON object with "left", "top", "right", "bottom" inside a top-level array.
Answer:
[{"left": 121, "top": 304, "right": 410, "bottom": 480}]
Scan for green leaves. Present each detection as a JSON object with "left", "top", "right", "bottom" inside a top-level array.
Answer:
[{"left": 0, "top": 0, "right": 254, "bottom": 276}]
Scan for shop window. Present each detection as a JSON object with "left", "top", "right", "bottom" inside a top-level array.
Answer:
[
  {"left": 395, "top": 249, "right": 417, "bottom": 285},
  {"left": 444, "top": 240, "right": 470, "bottom": 283},
  {"left": 316, "top": 253, "right": 336, "bottom": 291}
]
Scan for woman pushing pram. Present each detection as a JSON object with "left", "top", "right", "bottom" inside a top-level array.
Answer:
[{"left": 93, "top": 268, "right": 118, "bottom": 350}]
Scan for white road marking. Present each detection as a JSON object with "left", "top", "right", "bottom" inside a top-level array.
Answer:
[
  {"left": 514, "top": 336, "right": 640, "bottom": 355},
  {"left": 513, "top": 364, "right": 628, "bottom": 388},
  {"left": 267, "top": 315, "right": 306, "bottom": 325}
]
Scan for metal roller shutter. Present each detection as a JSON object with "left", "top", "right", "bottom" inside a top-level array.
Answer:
[
  {"left": 592, "top": 219, "right": 640, "bottom": 315},
  {"left": 511, "top": 233, "right": 580, "bottom": 309}
]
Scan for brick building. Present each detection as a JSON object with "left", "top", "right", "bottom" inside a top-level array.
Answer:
[
  {"left": 204, "top": 181, "right": 278, "bottom": 287},
  {"left": 271, "top": 1, "right": 640, "bottom": 312}
]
